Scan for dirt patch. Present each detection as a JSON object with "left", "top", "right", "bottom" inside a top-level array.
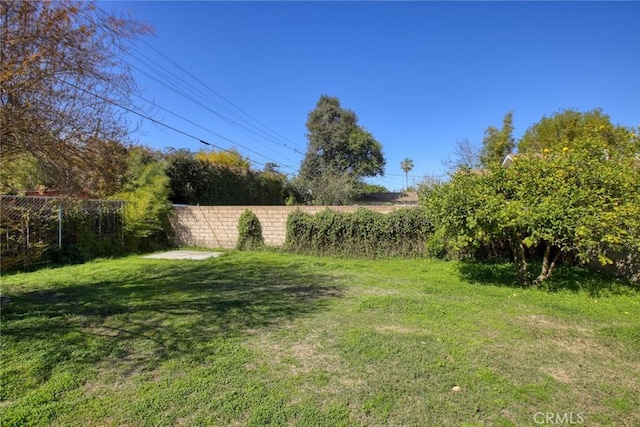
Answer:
[
  {"left": 250, "top": 326, "right": 366, "bottom": 399},
  {"left": 253, "top": 331, "right": 341, "bottom": 376},
  {"left": 539, "top": 366, "right": 572, "bottom": 383},
  {"left": 519, "top": 314, "right": 591, "bottom": 333}
]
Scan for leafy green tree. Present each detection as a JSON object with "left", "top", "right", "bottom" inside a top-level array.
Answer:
[
  {"left": 195, "top": 148, "right": 250, "bottom": 171},
  {"left": 479, "top": 112, "right": 515, "bottom": 166},
  {"left": 298, "top": 95, "right": 385, "bottom": 204},
  {"left": 0, "top": 152, "right": 49, "bottom": 194},
  {"left": 423, "top": 118, "right": 639, "bottom": 286},
  {"left": 518, "top": 108, "right": 628, "bottom": 153},
  {"left": 400, "top": 158, "right": 414, "bottom": 190},
  {"left": 421, "top": 169, "right": 503, "bottom": 261},
  {"left": 508, "top": 129, "right": 639, "bottom": 284}
]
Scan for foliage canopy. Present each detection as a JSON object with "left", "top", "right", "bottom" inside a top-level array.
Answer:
[
  {"left": 423, "top": 109, "right": 639, "bottom": 286},
  {"left": 298, "top": 95, "right": 386, "bottom": 204},
  {"left": 165, "top": 149, "right": 290, "bottom": 206},
  {"left": 479, "top": 111, "right": 515, "bottom": 167}
]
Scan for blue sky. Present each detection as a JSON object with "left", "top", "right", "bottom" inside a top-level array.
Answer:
[{"left": 106, "top": 1, "right": 639, "bottom": 191}]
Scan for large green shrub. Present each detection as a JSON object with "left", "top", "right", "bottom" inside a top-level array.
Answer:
[
  {"left": 285, "top": 208, "right": 431, "bottom": 258},
  {"left": 236, "top": 210, "right": 264, "bottom": 250},
  {"left": 420, "top": 127, "right": 640, "bottom": 286},
  {"left": 165, "top": 150, "right": 289, "bottom": 206},
  {"left": 115, "top": 148, "right": 173, "bottom": 252}
]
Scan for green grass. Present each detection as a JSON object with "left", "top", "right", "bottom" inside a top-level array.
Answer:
[{"left": 1, "top": 251, "right": 639, "bottom": 426}]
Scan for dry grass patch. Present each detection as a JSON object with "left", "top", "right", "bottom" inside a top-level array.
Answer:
[{"left": 476, "top": 312, "right": 640, "bottom": 425}]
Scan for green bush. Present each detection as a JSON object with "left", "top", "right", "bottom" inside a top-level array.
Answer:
[
  {"left": 166, "top": 150, "right": 289, "bottom": 206},
  {"left": 285, "top": 208, "right": 431, "bottom": 258},
  {"left": 115, "top": 148, "right": 173, "bottom": 252},
  {"left": 236, "top": 210, "right": 264, "bottom": 250}
]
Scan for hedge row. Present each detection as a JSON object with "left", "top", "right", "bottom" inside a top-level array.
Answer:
[
  {"left": 285, "top": 208, "right": 432, "bottom": 258},
  {"left": 166, "top": 153, "right": 288, "bottom": 206}
]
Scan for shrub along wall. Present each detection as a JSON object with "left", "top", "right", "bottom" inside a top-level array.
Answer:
[
  {"left": 285, "top": 208, "right": 431, "bottom": 258},
  {"left": 170, "top": 205, "right": 405, "bottom": 249}
]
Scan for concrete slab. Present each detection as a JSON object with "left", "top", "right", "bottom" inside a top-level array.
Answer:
[{"left": 142, "top": 250, "right": 224, "bottom": 260}]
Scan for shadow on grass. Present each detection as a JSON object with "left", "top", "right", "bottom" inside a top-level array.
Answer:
[
  {"left": 456, "top": 261, "right": 518, "bottom": 288},
  {"left": 457, "top": 261, "right": 640, "bottom": 297},
  {"left": 1, "top": 256, "right": 343, "bottom": 385}
]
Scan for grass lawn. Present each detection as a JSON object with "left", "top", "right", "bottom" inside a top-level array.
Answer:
[{"left": 1, "top": 251, "right": 639, "bottom": 426}]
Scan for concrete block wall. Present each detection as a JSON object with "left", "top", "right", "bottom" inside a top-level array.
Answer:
[{"left": 170, "top": 205, "right": 405, "bottom": 249}]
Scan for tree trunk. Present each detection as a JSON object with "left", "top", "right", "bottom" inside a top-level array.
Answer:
[
  {"left": 512, "top": 235, "right": 530, "bottom": 286},
  {"left": 533, "top": 242, "right": 560, "bottom": 286}
]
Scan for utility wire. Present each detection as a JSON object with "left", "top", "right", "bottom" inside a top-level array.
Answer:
[
  {"left": 127, "top": 90, "right": 297, "bottom": 170},
  {"left": 128, "top": 57, "right": 297, "bottom": 160},
  {"left": 72, "top": 62, "right": 299, "bottom": 172},
  {"left": 139, "top": 38, "right": 306, "bottom": 153},
  {"left": 53, "top": 76, "right": 281, "bottom": 170},
  {"left": 126, "top": 62, "right": 298, "bottom": 167},
  {"left": 127, "top": 44, "right": 305, "bottom": 158},
  {"left": 384, "top": 172, "right": 448, "bottom": 178}
]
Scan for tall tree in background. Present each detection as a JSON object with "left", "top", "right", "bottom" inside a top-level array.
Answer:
[
  {"left": 479, "top": 111, "right": 515, "bottom": 166},
  {"left": 298, "top": 95, "right": 385, "bottom": 204},
  {"left": 400, "top": 158, "right": 414, "bottom": 190},
  {"left": 518, "top": 108, "right": 629, "bottom": 153},
  {"left": 0, "top": 0, "right": 152, "bottom": 195}
]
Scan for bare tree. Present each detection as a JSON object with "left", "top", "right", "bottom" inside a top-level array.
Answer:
[
  {"left": 442, "top": 138, "right": 481, "bottom": 172},
  {"left": 0, "top": 0, "right": 152, "bottom": 194}
]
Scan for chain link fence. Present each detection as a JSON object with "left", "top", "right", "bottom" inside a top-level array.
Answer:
[{"left": 0, "top": 196, "right": 124, "bottom": 270}]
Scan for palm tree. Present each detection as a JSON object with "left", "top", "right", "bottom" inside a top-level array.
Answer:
[{"left": 400, "top": 158, "right": 414, "bottom": 191}]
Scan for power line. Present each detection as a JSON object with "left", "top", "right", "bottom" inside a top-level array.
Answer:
[
  {"left": 127, "top": 90, "right": 297, "bottom": 170},
  {"left": 126, "top": 42, "right": 305, "bottom": 160},
  {"left": 126, "top": 62, "right": 299, "bottom": 167},
  {"left": 71, "top": 61, "right": 300, "bottom": 172},
  {"left": 127, "top": 57, "right": 300, "bottom": 162},
  {"left": 384, "top": 172, "right": 448, "bottom": 179},
  {"left": 139, "top": 39, "right": 307, "bottom": 153},
  {"left": 53, "top": 76, "right": 283, "bottom": 170}
]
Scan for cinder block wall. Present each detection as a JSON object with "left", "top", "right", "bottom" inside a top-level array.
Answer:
[{"left": 170, "top": 205, "right": 408, "bottom": 249}]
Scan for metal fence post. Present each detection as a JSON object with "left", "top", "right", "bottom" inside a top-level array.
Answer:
[{"left": 58, "top": 204, "right": 63, "bottom": 249}]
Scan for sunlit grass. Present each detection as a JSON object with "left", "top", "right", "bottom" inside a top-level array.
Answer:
[{"left": 1, "top": 251, "right": 638, "bottom": 426}]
